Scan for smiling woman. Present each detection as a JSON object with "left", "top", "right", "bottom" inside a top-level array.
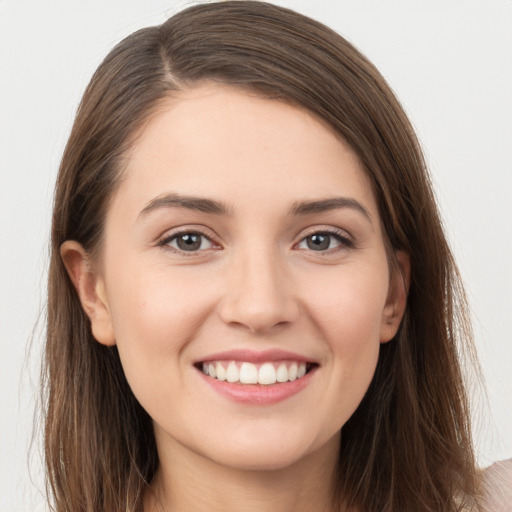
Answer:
[
  {"left": 62, "top": 85, "right": 406, "bottom": 482},
  {"left": 43, "top": 2, "right": 500, "bottom": 512}
]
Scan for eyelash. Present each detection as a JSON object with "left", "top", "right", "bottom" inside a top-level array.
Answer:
[
  {"left": 157, "top": 227, "right": 354, "bottom": 255},
  {"left": 157, "top": 228, "right": 220, "bottom": 255},
  {"left": 294, "top": 228, "right": 354, "bottom": 253}
]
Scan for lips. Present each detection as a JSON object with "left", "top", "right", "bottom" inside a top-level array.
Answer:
[{"left": 194, "top": 349, "right": 318, "bottom": 403}]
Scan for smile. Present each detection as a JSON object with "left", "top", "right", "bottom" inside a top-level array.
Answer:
[
  {"left": 195, "top": 349, "right": 318, "bottom": 404},
  {"left": 200, "top": 360, "right": 312, "bottom": 385}
]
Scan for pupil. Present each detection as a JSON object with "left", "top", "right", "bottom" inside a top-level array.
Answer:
[
  {"left": 307, "top": 234, "right": 330, "bottom": 251},
  {"left": 177, "top": 233, "right": 201, "bottom": 251}
]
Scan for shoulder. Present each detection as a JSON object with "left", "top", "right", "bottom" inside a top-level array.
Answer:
[{"left": 477, "top": 458, "right": 512, "bottom": 512}]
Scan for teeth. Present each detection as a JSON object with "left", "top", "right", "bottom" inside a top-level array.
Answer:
[
  {"left": 226, "top": 361, "right": 239, "bottom": 383},
  {"left": 289, "top": 362, "right": 298, "bottom": 381},
  {"left": 201, "top": 360, "right": 310, "bottom": 385},
  {"left": 276, "top": 363, "right": 288, "bottom": 382},
  {"left": 258, "top": 363, "right": 277, "bottom": 385},
  {"left": 216, "top": 362, "right": 226, "bottom": 381},
  {"left": 239, "top": 362, "right": 258, "bottom": 384}
]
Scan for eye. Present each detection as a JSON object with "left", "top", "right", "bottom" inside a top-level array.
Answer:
[
  {"left": 296, "top": 231, "right": 352, "bottom": 252},
  {"left": 162, "top": 231, "right": 215, "bottom": 252}
]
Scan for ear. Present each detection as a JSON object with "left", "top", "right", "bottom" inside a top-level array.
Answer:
[
  {"left": 380, "top": 250, "right": 410, "bottom": 343},
  {"left": 60, "top": 240, "right": 116, "bottom": 346}
]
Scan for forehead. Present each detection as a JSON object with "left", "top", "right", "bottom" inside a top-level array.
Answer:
[{"left": 113, "top": 84, "right": 378, "bottom": 221}]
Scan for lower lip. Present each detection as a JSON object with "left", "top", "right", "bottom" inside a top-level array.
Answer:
[{"left": 198, "top": 368, "right": 316, "bottom": 405}]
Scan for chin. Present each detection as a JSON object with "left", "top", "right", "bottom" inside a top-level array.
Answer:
[
  {"left": 198, "top": 425, "right": 340, "bottom": 473},
  {"left": 214, "top": 447, "right": 308, "bottom": 472}
]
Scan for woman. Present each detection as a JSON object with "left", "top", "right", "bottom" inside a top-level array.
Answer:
[{"left": 43, "top": 1, "right": 507, "bottom": 511}]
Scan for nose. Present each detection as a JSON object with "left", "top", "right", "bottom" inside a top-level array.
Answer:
[{"left": 218, "top": 248, "right": 300, "bottom": 334}]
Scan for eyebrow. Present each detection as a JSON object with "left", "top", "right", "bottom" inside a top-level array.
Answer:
[
  {"left": 289, "top": 197, "right": 372, "bottom": 222},
  {"left": 138, "top": 193, "right": 371, "bottom": 223},
  {"left": 138, "top": 193, "right": 231, "bottom": 218}
]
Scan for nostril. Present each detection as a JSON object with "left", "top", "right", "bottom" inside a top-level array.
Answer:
[
  {"left": 217, "top": 264, "right": 300, "bottom": 333},
  {"left": 218, "top": 298, "right": 300, "bottom": 334}
]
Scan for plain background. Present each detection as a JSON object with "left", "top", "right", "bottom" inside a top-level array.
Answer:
[{"left": 1, "top": 1, "right": 511, "bottom": 510}]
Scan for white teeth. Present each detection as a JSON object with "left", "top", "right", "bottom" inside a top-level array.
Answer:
[
  {"left": 201, "top": 360, "right": 312, "bottom": 385},
  {"left": 215, "top": 362, "right": 226, "bottom": 381},
  {"left": 288, "top": 362, "right": 298, "bottom": 381},
  {"left": 258, "top": 363, "right": 277, "bottom": 385},
  {"left": 239, "top": 362, "right": 258, "bottom": 384},
  {"left": 226, "top": 361, "right": 239, "bottom": 383},
  {"left": 276, "top": 363, "right": 288, "bottom": 383}
]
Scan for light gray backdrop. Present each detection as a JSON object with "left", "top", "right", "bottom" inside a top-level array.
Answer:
[{"left": 1, "top": 1, "right": 511, "bottom": 510}]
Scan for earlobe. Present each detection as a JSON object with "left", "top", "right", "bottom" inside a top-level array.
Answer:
[
  {"left": 60, "top": 240, "right": 116, "bottom": 346},
  {"left": 380, "top": 250, "right": 410, "bottom": 343}
]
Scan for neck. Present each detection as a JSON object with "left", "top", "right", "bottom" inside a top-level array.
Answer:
[{"left": 144, "top": 433, "right": 340, "bottom": 512}]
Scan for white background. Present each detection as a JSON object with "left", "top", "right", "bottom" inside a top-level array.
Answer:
[{"left": 1, "top": 1, "right": 511, "bottom": 510}]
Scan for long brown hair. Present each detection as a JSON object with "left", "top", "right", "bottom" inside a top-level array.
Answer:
[{"left": 44, "top": 2, "right": 479, "bottom": 510}]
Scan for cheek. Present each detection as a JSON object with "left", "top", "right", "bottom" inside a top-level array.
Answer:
[
  {"left": 104, "top": 260, "right": 218, "bottom": 398},
  {"left": 303, "top": 263, "right": 390, "bottom": 346},
  {"left": 108, "top": 256, "right": 215, "bottom": 336},
  {"left": 300, "top": 264, "right": 388, "bottom": 419}
]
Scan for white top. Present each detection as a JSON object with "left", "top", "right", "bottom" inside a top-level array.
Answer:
[{"left": 478, "top": 459, "right": 512, "bottom": 511}]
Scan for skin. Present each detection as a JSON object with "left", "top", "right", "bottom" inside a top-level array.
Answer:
[{"left": 62, "top": 84, "right": 409, "bottom": 512}]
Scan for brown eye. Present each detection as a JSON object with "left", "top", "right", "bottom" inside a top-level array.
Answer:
[
  {"left": 165, "top": 232, "right": 214, "bottom": 252},
  {"left": 299, "top": 233, "right": 342, "bottom": 251},
  {"left": 306, "top": 234, "right": 331, "bottom": 251},
  {"left": 296, "top": 230, "right": 352, "bottom": 253}
]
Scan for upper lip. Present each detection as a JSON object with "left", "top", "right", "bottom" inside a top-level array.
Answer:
[{"left": 197, "top": 349, "right": 315, "bottom": 364}]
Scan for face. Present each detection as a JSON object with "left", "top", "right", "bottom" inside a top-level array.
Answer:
[{"left": 66, "top": 85, "right": 407, "bottom": 472}]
